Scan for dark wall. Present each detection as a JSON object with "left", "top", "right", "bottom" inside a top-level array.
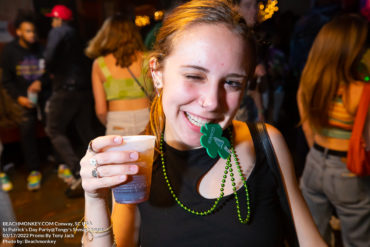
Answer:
[{"left": 279, "top": 0, "right": 311, "bottom": 15}]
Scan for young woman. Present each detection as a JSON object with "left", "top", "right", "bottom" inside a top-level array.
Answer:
[
  {"left": 85, "top": 13, "right": 152, "bottom": 135},
  {"left": 297, "top": 14, "right": 370, "bottom": 246},
  {"left": 80, "top": 0, "right": 325, "bottom": 246}
]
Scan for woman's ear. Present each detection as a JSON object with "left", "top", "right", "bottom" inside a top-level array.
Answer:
[{"left": 149, "top": 57, "right": 163, "bottom": 89}]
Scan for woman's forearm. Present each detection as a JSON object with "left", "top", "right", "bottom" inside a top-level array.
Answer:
[{"left": 83, "top": 194, "right": 113, "bottom": 247}]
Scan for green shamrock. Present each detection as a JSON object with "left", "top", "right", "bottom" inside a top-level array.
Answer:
[{"left": 200, "top": 123, "right": 231, "bottom": 159}]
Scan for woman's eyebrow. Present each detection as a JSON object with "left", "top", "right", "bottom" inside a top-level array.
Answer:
[
  {"left": 180, "top": 65, "right": 247, "bottom": 78},
  {"left": 180, "top": 65, "right": 209, "bottom": 72},
  {"left": 227, "top": 73, "right": 247, "bottom": 78}
]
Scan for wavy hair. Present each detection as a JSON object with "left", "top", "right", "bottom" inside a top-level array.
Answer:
[
  {"left": 299, "top": 14, "right": 368, "bottom": 130},
  {"left": 145, "top": 0, "right": 256, "bottom": 152},
  {"left": 85, "top": 13, "right": 144, "bottom": 67}
]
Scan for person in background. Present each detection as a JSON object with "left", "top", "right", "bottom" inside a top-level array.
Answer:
[
  {"left": 0, "top": 141, "right": 12, "bottom": 192},
  {"left": 0, "top": 84, "right": 23, "bottom": 192},
  {"left": 297, "top": 14, "right": 370, "bottom": 246},
  {"left": 289, "top": 0, "right": 341, "bottom": 77},
  {"left": 79, "top": 1, "right": 326, "bottom": 246},
  {"left": 0, "top": 11, "right": 48, "bottom": 191},
  {"left": 44, "top": 5, "right": 96, "bottom": 197},
  {"left": 361, "top": 0, "right": 370, "bottom": 21},
  {"left": 234, "top": 0, "right": 265, "bottom": 122},
  {"left": 237, "top": 0, "right": 258, "bottom": 27},
  {"left": 85, "top": 13, "right": 152, "bottom": 136},
  {"left": 85, "top": 14, "right": 153, "bottom": 239},
  {"left": 0, "top": 177, "right": 16, "bottom": 247},
  {"left": 290, "top": 0, "right": 342, "bottom": 176},
  {"left": 0, "top": 139, "right": 17, "bottom": 246},
  {"left": 144, "top": 0, "right": 188, "bottom": 50}
]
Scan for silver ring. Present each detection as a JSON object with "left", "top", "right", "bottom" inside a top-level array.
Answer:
[
  {"left": 89, "top": 158, "right": 98, "bottom": 167},
  {"left": 88, "top": 140, "right": 96, "bottom": 153},
  {"left": 92, "top": 167, "right": 100, "bottom": 178}
]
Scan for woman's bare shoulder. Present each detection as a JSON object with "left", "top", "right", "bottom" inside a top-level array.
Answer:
[
  {"left": 92, "top": 58, "right": 105, "bottom": 80},
  {"left": 233, "top": 120, "right": 251, "bottom": 145},
  {"left": 346, "top": 81, "right": 365, "bottom": 114},
  {"left": 233, "top": 120, "right": 283, "bottom": 143}
]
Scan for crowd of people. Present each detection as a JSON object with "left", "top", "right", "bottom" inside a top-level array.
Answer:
[
  {"left": 0, "top": 0, "right": 369, "bottom": 247},
  {"left": 0, "top": 5, "right": 98, "bottom": 199}
]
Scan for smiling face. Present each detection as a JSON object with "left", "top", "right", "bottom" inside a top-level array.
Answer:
[{"left": 153, "top": 23, "right": 249, "bottom": 150}]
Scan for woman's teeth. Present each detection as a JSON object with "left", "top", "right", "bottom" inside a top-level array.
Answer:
[{"left": 185, "top": 112, "right": 210, "bottom": 127}]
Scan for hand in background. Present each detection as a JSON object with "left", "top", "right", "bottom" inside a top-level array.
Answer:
[
  {"left": 17, "top": 96, "right": 34, "bottom": 108},
  {"left": 28, "top": 80, "right": 41, "bottom": 93},
  {"left": 255, "top": 64, "right": 266, "bottom": 77}
]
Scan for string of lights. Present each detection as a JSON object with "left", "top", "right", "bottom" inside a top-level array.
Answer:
[
  {"left": 258, "top": 0, "right": 279, "bottom": 22},
  {"left": 135, "top": 1, "right": 280, "bottom": 28}
]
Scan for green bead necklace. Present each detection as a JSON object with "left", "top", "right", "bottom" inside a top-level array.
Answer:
[{"left": 159, "top": 128, "right": 251, "bottom": 224}]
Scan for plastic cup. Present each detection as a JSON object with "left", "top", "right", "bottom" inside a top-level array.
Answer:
[
  {"left": 27, "top": 91, "right": 38, "bottom": 104},
  {"left": 107, "top": 135, "right": 156, "bottom": 204}
]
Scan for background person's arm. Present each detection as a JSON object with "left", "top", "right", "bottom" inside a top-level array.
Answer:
[{"left": 297, "top": 87, "right": 314, "bottom": 147}]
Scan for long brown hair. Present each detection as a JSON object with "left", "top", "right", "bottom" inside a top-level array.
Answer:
[
  {"left": 299, "top": 14, "right": 368, "bottom": 131},
  {"left": 145, "top": 0, "right": 256, "bottom": 152},
  {"left": 85, "top": 13, "right": 145, "bottom": 67}
]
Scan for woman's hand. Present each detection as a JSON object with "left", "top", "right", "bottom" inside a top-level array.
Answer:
[{"left": 80, "top": 135, "right": 140, "bottom": 200}]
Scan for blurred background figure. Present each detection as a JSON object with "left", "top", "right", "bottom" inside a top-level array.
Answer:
[
  {"left": 144, "top": 0, "right": 188, "bottom": 50},
  {"left": 85, "top": 13, "right": 152, "bottom": 136},
  {"left": 0, "top": 139, "right": 16, "bottom": 246},
  {"left": 44, "top": 5, "right": 96, "bottom": 197},
  {"left": 85, "top": 13, "right": 153, "bottom": 242},
  {"left": 360, "top": 0, "right": 370, "bottom": 21},
  {"left": 0, "top": 85, "right": 23, "bottom": 192},
  {"left": 289, "top": 0, "right": 342, "bottom": 77},
  {"left": 0, "top": 143, "right": 12, "bottom": 192},
  {"left": 0, "top": 11, "right": 48, "bottom": 191},
  {"left": 297, "top": 14, "right": 370, "bottom": 247},
  {"left": 234, "top": 0, "right": 266, "bottom": 123},
  {"left": 0, "top": 183, "right": 16, "bottom": 247},
  {"left": 289, "top": 0, "right": 342, "bottom": 176},
  {"left": 237, "top": 0, "right": 259, "bottom": 27}
]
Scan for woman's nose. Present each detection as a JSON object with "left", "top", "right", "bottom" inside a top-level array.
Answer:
[{"left": 199, "top": 84, "right": 221, "bottom": 111}]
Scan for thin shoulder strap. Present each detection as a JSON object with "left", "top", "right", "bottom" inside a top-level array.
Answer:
[
  {"left": 126, "top": 67, "right": 150, "bottom": 99},
  {"left": 97, "top": 57, "right": 112, "bottom": 79},
  {"left": 247, "top": 122, "right": 299, "bottom": 247}
]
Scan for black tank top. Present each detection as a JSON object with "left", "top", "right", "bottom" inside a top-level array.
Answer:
[{"left": 138, "top": 139, "right": 284, "bottom": 247}]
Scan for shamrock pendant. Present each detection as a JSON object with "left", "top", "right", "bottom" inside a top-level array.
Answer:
[{"left": 200, "top": 123, "right": 231, "bottom": 159}]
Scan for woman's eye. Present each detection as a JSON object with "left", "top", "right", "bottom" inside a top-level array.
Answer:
[
  {"left": 225, "top": 80, "right": 242, "bottom": 90},
  {"left": 184, "top": 74, "right": 204, "bottom": 81}
]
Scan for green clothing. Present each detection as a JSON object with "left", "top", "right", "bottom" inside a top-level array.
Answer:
[{"left": 97, "top": 56, "right": 152, "bottom": 101}]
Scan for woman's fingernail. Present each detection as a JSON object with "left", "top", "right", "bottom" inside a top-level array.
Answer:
[
  {"left": 129, "top": 152, "right": 138, "bottom": 160},
  {"left": 130, "top": 166, "right": 138, "bottom": 172},
  {"left": 114, "top": 136, "right": 122, "bottom": 143},
  {"left": 119, "top": 175, "right": 126, "bottom": 181}
]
